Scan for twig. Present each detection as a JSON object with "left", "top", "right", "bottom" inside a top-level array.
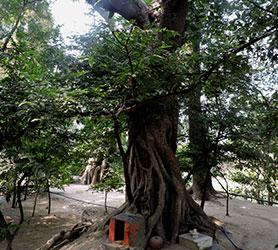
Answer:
[{"left": 246, "top": 0, "right": 274, "bottom": 15}]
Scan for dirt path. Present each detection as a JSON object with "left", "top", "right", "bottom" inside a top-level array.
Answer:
[
  {"left": 0, "top": 185, "right": 111, "bottom": 250},
  {"left": 0, "top": 184, "right": 277, "bottom": 250}
]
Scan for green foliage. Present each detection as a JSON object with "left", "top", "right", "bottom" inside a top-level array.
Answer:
[
  {"left": 90, "top": 162, "right": 125, "bottom": 193},
  {"left": 72, "top": 22, "right": 190, "bottom": 112},
  {"left": 0, "top": 0, "right": 79, "bottom": 209},
  {"left": 69, "top": 4, "right": 278, "bottom": 205},
  {"left": 174, "top": 0, "right": 278, "bottom": 200},
  {"left": 221, "top": 89, "right": 278, "bottom": 204},
  {"left": 176, "top": 147, "right": 191, "bottom": 171}
]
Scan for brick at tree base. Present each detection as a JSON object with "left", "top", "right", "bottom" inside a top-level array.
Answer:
[{"left": 109, "top": 213, "right": 146, "bottom": 249}]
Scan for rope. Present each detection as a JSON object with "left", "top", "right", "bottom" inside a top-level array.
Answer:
[
  {"left": 221, "top": 226, "right": 245, "bottom": 250},
  {"left": 218, "top": 191, "right": 278, "bottom": 206},
  {"left": 49, "top": 191, "right": 117, "bottom": 209}
]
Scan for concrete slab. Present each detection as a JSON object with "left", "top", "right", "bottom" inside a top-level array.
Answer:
[{"left": 179, "top": 232, "right": 213, "bottom": 250}]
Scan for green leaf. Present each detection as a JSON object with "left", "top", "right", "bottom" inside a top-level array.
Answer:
[
  {"left": 89, "top": 59, "right": 94, "bottom": 67},
  {"left": 77, "top": 70, "right": 86, "bottom": 77},
  {"left": 160, "top": 44, "right": 172, "bottom": 49}
]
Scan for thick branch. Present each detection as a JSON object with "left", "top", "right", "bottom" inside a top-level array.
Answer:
[
  {"left": 86, "top": 0, "right": 152, "bottom": 27},
  {"left": 159, "top": 0, "right": 192, "bottom": 46}
]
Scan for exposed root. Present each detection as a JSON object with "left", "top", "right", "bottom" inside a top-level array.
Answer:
[
  {"left": 36, "top": 223, "right": 90, "bottom": 250},
  {"left": 37, "top": 202, "right": 128, "bottom": 250},
  {"left": 124, "top": 109, "right": 217, "bottom": 244}
]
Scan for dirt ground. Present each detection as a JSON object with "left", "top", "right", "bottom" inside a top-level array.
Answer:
[{"left": 0, "top": 184, "right": 277, "bottom": 250}]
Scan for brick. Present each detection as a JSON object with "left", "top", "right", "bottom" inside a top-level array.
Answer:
[{"left": 109, "top": 213, "right": 146, "bottom": 249}]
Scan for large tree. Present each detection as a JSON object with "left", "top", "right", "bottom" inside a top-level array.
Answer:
[
  {"left": 82, "top": 0, "right": 278, "bottom": 245},
  {"left": 84, "top": 0, "right": 217, "bottom": 243}
]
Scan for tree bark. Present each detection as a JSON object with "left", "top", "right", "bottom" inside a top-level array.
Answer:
[
  {"left": 81, "top": 158, "right": 107, "bottom": 185},
  {"left": 192, "top": 172, "right": 217, "bottom": 201},
  {"left": 86, "top": 0, "right": 152, "bottom": 27},
  {"left": 124, "top": 100, "right": 216, "bottom": 243}
]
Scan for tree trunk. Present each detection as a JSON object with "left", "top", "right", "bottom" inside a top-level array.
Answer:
[
  {"left": 11, "top": 177, "right": 17, "bottom": 208},
  {"left": 1, "top": 205, "right": 20, "bottom": 250},
  {"left": 99, "top": 159, "right": 107, "bottom": 182},
  {"left": 192, "top": 172, "right": 218, "bottom": 201},
  {"left": 17, "top": 173, "right": 27, "bottom": 224},
  {"left": 24, "top": 177, "right": 29, "bottom": 201},
  {"left": 188, "top": 88, "right": 217, "bottom": 201},
  {"left": 32, "top": 183, "right": 40, "bottom": 217},
  {"left": 124, "top": 99, "right": 216, "bottom": 244},
  {"left": 47, "top": 180, "right": 51, "bottom": 215},
  {"left": 187, "top": 35, "right": 217, "bottom": 201}
]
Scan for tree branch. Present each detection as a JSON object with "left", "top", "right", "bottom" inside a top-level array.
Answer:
[
  {"left": 1, "top": 2, "right": 27, "bottom": 52},
  {"left": 78, "top": 19, "right": 277, "bottom": 117},
  {"left": 93, "top": 5, "right": 115, "bottom": 27},
  {"left": 116, "top": 22, "right": 278, "bottom": 114},
  {"left": 76, "top": 1, "right": 277, "bottom": 120},
  {"left": 1, "top": 0, "right": 43, "bottom": 52},
  {"left": 246, "top": 0, "right": 274, "bottom": 15},
  {"left": 86, "top": 0, "right": 153, "bottom": 28},
  {"left": 111, "top": 26, "right": 135, "bottom": 74},
  {"left": 231, "top": 23, "right": 278, "bottom": 55},
  {"left": 119, "top": 63, "right": 218, "bottom": 114}
]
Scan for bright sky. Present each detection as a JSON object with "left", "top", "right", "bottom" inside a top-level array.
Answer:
[{"left": 50, "top": 0, "right": 93, "bottom": 44}]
